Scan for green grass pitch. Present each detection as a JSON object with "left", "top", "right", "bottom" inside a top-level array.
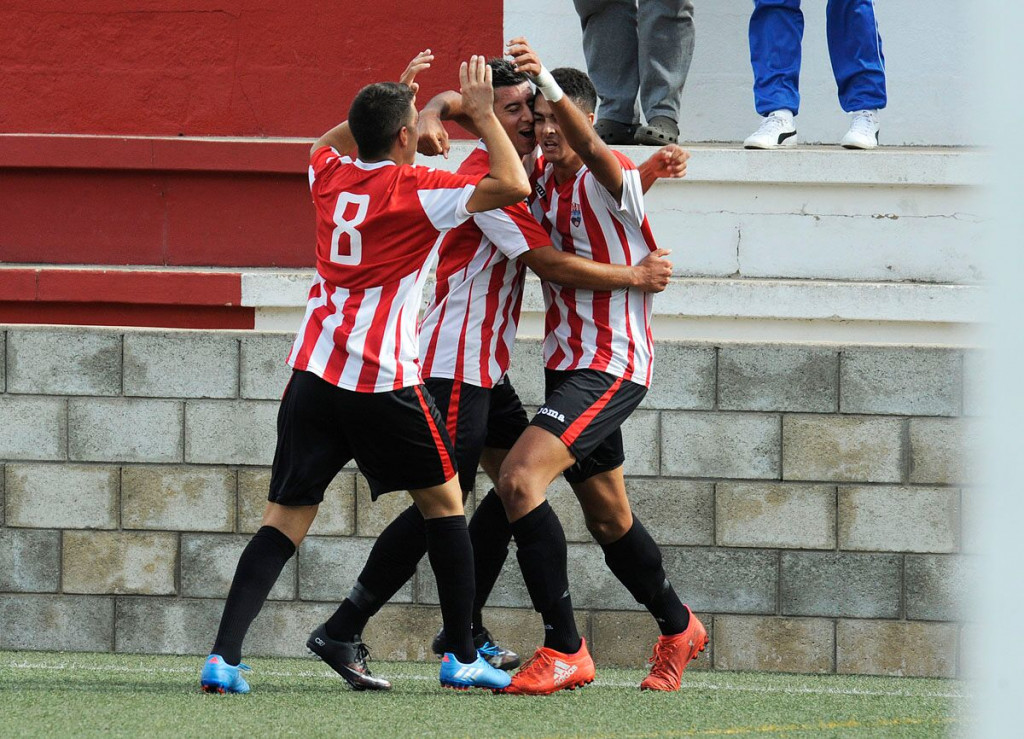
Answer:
[{"left": 0, "top": 651, "right": 963, "bottom": 738}]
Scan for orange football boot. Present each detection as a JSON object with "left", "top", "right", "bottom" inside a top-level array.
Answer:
[
  {"left": 501, "top": 638, "right": 596, "bottom": 695},
  {"left": 640, "top": 606, "right": 708, "bottom": 691}
]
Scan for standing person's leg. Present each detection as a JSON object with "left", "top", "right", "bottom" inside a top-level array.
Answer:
[
  {"left": 499, "top": 369, "right": 646, "bottom": 695},
  {"left": 634, "top": 0, "right": 695, "bottom": 145},
  {"left": 497, "top": 426, "right": 579, "bottom": 654},
  {"left": 201, "top": 370, "right": 349, "bottom": 694},
  {"left": 308, "top": 382, "right": 509, "bottom": 691},
  {"left": 469, "top": 376, "right": 529, "bottom": 643},
  {"left": 826, "top": 0, "right": 886, "bottom": 113},
  {"left": 319, "top": 377, "right": 479, "bottom": 651},
  {"left": 573, "top": 0, "right": 641, "bottom": 142},
  {"left": 749, "top": 0, "right": 804, "bottom": 116},
  {"left": 571, "top": 445, "right": 707, "bottom": 691},
  {"left": 406, "top": 476, "right": 476, "bottom": 665},
  {"left": 211, "top": 506, "right": 316, "bottom": 661}
]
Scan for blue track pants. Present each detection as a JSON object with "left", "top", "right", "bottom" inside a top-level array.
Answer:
[{"left": 749, "top": 0, "right": 886, "bottom": 115}]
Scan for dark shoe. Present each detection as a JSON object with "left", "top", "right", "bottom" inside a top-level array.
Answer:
[
  {"left": 594, "top": 119, "right": 638, "bottom": 145},
  {"left": 634, "top": 116, "right": 679, "bottom": 146},
  {"left": 431, "top": 627, "right": 521, "bottom": 671},
  {"left": 307, "top": 623, "right": 392, "bottom": 691}
]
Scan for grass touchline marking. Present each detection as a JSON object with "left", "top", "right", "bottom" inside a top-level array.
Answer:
[{"left": 1, "top": 660, "right": 970, "bottom": 700}]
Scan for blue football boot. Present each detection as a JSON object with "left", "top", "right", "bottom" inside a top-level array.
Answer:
[
  {"left": 438, "top": 652, "right": 512, "bottom": 691},
  {"left": 200, "top": 654, "right": 251, "bottom": 694}
]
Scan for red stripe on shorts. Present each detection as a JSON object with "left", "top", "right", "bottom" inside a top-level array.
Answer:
[
  {"left": 446, "top": 380, "right": 462, "bottom": 449},
  {"left": 560, "top": 377, "right": 624, "bottom": 448},
  {"left": 414, "top": 385, "right": 456, "bottom": 482}
]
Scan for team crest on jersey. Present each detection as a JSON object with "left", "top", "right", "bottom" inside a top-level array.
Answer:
[
  {"left": 570, "top": 202, "right": 582, "bottom": 228},
  {"left": 535, "top": 181, "right": 547, "bottom": 199}
]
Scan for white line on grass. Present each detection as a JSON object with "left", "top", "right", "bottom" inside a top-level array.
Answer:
[{"left": 2, "top": 660, "right": 969, "bottom": 700}]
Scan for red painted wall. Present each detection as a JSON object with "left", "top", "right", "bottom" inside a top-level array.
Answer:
[
  {"left": 0, "top": 1, "right": 504, "bottom": 278},
  {"left": 0, "top": 1, "right": 503, "bottom": 137}
]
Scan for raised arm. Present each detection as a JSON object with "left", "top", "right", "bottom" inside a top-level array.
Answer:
[
  {"left": 461, "top": 57, "right": 532, "bottom": 213},
  {"left": 418, "top": 90, "right": 480, "bottom": 158},
  {"left": 507, "top": 37, "right": 624, "bottom": 201},
  {"left": 311, "top": 49, "right": 435, "bottom": 156},
  {"left": 520, "top": 246, "right": 673, "bottom": 293}
]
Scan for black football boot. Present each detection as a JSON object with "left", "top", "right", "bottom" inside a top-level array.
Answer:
[{"left": 307, "top": 623, "right": 392, "bottom": 691}]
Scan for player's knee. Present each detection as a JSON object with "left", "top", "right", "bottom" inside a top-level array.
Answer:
[
  {"left": 496, "top": 462, "right": 542, "bottom": 512},
  {"left": 585, "top": 511, "right": 632, "bottom": 545}
]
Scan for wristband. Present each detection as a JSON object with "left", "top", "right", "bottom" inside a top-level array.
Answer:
[{"left": 532, "top": 66, "right": 564, "bottom": 103}]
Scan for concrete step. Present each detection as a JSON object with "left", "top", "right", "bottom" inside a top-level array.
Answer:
[
  {"left": 424, "top": 143, "right": 987, "bottom": 286},
  {"left": 0, "top": 144, "right": 985, "bottom": 344},
  {"left": 0, "top": 266, "right": 982, "bottom": 345},
  {"left": 244, "top": 269, "right": 983, "bottom": 345}
]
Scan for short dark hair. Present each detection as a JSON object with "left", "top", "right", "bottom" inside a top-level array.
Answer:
[
  {"left": 488, "top": 58, "right": 529, "bottom": 89},
  {"left": 348, "top": 82, "right": 415, "bottom": 160},
  {"left": 551, "top": 67, "right": 597, "bottom": 115}
]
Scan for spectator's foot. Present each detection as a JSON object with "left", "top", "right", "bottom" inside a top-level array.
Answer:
[
  {"left": 634, "top": 116, "right": 679, "bottom": 146},
  {"left": 841, "top": 110, "right": 880, "bottom": 149},
  {"left": 595, "top": 119, "right": 638, "bottom": 145},
  {"left": 743, "top": 110, "right": 797, "bottom": 149}
]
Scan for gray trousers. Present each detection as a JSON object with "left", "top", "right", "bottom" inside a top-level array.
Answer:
[{"left": 573, "top": 0, "right": 695, "bottom": 125}]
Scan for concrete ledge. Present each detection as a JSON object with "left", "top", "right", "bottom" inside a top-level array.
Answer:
[
  {"left": 242, "top": 269, "right": 985, "bottom": 344},
  {"left": 423, "top": 142, "right": 985, "bottom": 187},
  {"left": 241, "top": 270, "right": 983, "bottom": 324},
  {"left": 1, "top": 135, "right": 985, "bottom": 187}
]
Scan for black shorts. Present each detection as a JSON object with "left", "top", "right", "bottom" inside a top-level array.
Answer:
[
  {"left": 530, "top": 369, "right": 647, "bottom": 484},
  {"left": 268, "top": 370, "right": 457, "bottom": 504},
  {"left": 425, "top": 375, "right": 530, "bottom": 493}
]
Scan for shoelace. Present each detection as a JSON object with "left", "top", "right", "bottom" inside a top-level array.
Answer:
[
  {"left": 848, "top": 112, "right": 878, "bottom": 136},
  {"left": 645, "top": 641, "right": 677, "bottom": 682},
  {"left": 354, "top": 643, "right": 373, "bottom": 674},
  {"left": 237, "top": 662, "right": 252, "bottom": 672},
  {"left": 477, "top": 641, "right": 503, "bottom": 658},
  {"left": 756, "top": 114, "right": 791, "bottom": 135},
  {"left": 516, "top": 649, "right": 552, "bottom": 677}
]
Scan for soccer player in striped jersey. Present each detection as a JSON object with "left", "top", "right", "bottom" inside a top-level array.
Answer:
[
  {"left": 312, "top": 58, "right": 675, "bottom": 674},
  {"left": 200, "top": 52, "right": 527, "bottom": 695},
  {"left": 482, "top": 38, "right": 709, "bottom": 695}
]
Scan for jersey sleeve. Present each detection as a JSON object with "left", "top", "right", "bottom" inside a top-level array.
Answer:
[
  {"left": 413, "top": 166, "right": 484, "bottom": 232},
  {"left": 590, "top": 150, "right": 646, "bottom": 227},
  {"left": 473, "top": 201, "right": 551, "bottom": 260},
  {"left": 309, "top": 146, "right": 344, "bottom": 194}
]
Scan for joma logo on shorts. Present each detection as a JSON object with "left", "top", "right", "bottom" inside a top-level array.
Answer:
[{"left": 538, "top": 407, "right": 566, "bottom": 423}]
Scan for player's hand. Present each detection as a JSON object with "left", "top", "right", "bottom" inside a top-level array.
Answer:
[
  {"left": 417, "top": 109, "right": 451, "bottom": 158},
  {"left": 399, "top": 48, "right": 433, "bottom": 98},
  {"left": 646, "top": 144, "right": 689, "bottom": 180},
  {"left": 460, "top": 55, "right": 495, "bottom": 124},
  {"left": 506, "top": 37, "right": 542, "bottom": 80},
  {"left": 634, "top": 249, "right": 673, "bottom": 293}
]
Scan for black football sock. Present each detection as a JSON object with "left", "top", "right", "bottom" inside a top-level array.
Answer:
[
  {"left": 211, "top": 525, "right": 296, "bottom": 665},
  {"left": 541, "top": 591, "right": 581, "bottom": 654},
  {"left": 468, "top": 489, "right": 512, "bottom": 634},
  {"left": 324, "top": 504, "right": 427, "bottom": 642},
  {"left": 511, "top": 501, "right": 581, "bottom": 654},
  {"left": 601, "top": 516, "right": 689, "bottom": 635},
  {"left": 424, "top": 515, "right": 477, "bottom": 663}
]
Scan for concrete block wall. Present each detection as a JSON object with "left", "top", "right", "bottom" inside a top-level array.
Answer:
[{"left": 0, "top": 326, "right": 977, "bottom": 678}]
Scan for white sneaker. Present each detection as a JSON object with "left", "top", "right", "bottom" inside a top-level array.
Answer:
[
  {"left": 743, "top": 110, "right": 797, "bottom": 149},
  {"left": 841, "top": 110, "right": 880, "bottom": 149}
]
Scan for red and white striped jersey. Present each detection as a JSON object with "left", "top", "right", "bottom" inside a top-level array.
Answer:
[
  {"left": 287, "top": 146, "right": 481, "bottom": 393},
  {"left": 420, "top": 142, "right": 550, "bottom": 388},
  {"left": 528, "top": 149, "right": 657, "bottom": 387}
]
